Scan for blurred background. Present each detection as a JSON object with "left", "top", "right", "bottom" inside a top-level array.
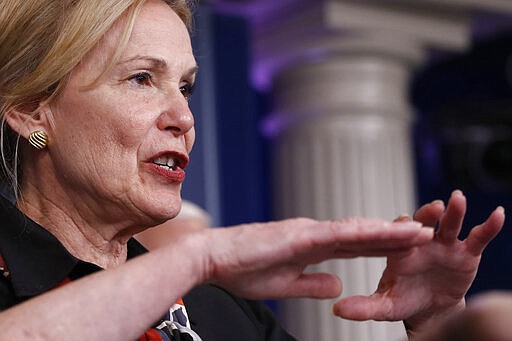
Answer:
[{"left": 180, "top": 0, "right": 512, "bottom": 339}]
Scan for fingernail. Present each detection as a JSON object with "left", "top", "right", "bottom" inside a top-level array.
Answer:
[
  {"left": 497, "top": 206, "right": 505, "bottom": 214},
  {"left": 430, "top": 199, "right": 443, "bottom": 205},
  {"left": 452, "top": 189, "right": 463, "bottom": 196},
  {"left": 397, "top": 214, "right": 410, "bottom": 220}
]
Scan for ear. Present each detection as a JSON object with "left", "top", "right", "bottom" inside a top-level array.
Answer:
[{"left": 4, "top": 102, "right": 52, "bottom": 141}]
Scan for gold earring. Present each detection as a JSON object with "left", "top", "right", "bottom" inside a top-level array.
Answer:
[{"left": 28, "top": 131, "right": 48, "bottom": 150}]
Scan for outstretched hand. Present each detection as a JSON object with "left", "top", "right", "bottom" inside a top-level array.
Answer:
[
  {"left": 199, "top": 217, "right": 433, "bottom": 301},
  {"left": 331, "top": 190, "right": 505, "bottom": 336}
]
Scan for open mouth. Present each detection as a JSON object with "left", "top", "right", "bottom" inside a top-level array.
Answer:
[
  {"left": 150, "top": 152, "right": 189, "bottom": 171},
  {"left": 153, "top": 155, "right": 178, "bottom": 171}
]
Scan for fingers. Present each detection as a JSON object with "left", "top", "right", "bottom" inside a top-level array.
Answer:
[
  {"left": 465, "top": 206, "right": 505, "bottom": 256},
  {"left": 333, "top": 247, "right": 419, "bottom": 258},
  {"left": 320, "top": 220, "right": 434, "bottom": 258},
  {"left": 411, "top": 190, "right": 465, "bottom": 243},
  {"left": 413, "top": 200, "right": 445, "bottom": 227},
  {"left": 330, "top": 226, "right": 434, "bottom": 258},
  {"left": 328, "top": 219, "right": 427, "bottom": 240},
  {"left": 437, "top": 190, "right": 466, "bottom": 243}
]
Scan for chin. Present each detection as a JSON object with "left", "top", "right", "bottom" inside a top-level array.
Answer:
[
  {"left": 136, "top": 186, "right": 182, "bottom": 220},
  {"left": 146, "top": 199, "right": 182, "bottom": 221}
]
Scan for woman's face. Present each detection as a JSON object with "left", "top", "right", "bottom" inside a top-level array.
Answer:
[{"left": 45, "top": 0, "right": 197, "bottom": 227}]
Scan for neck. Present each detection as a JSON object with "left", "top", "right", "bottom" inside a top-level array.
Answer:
[{"left": 17, "top": 184, "right": 131, "bottom": 269}]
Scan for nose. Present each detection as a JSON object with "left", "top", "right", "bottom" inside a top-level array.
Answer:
[{"left": 156, "top": 95, "right": 195, "bottom": 136}]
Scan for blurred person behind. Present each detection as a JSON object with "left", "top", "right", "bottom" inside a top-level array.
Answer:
[
  {"left": 135, "top": 200, "right": 210, "bottom": 250},
  {"left": 412, "top": 291, "right": 512, "bottom": 341}
]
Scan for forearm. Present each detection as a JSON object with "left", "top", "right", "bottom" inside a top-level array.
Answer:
[
  {"left": 0, "top": 235, "right": 206, "bottom": 340},
  {"left": 0, "top": 217, "right": 435, "bottom": 339}
]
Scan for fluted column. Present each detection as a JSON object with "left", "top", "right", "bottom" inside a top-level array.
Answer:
[
  {"left": 269, "top": 46, "right": 420, "bottom": 341},
  {"left": 211, "top": 0, "right": 512, "bottom": 339},
  {"left": 254, "top": 2, "right": 469, "bottom": 341}
]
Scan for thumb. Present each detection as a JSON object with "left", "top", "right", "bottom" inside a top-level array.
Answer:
[
  {"left": 332, "top": 295, "right": 394, "bottom": 321},
  {"left": 286, "top": 273, "right": 342, "bottom": 299}
]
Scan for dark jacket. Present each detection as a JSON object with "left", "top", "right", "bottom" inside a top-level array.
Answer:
[{"left": 0, "top": 194, "right": 295, "bottom": 340}]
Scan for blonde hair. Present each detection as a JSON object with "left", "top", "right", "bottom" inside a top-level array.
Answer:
[{"left": 0, "top": 0, "right": 193, "bottom": 192}]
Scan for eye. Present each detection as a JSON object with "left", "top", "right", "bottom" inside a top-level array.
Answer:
[
  {"left": 179, "top": 83, "right": 195, "bottom": 101},
  {"left": 128, "top": 72, "right": 152, "bottom": 86}
]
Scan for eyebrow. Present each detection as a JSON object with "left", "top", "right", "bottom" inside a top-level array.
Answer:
[{"left": 119, "top": 55, "right": 199, "bottom": 76}]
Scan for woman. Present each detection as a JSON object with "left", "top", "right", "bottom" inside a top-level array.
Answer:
[{"left": 0, "top": 0, "right": 505, "bottom": 340}]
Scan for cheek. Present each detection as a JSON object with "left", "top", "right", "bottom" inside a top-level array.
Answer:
[
  {"left": 53, "top": 103, "right": 148, "bottom": 166},
  {"left": 110, "top": 116, "right": 149, "bottom": 149},
  {"left": 88, "top": 98, "right": 154, "bottom": 151},
  {"left": 186, "top": 127, "right": 195, "bottom": 153},
  {"left": 109, "top": 95, "right": 159, "bottom": 143}
]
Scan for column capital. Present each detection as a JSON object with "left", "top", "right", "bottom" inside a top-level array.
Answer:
[
  {"left": 212, "top": 0, "right": 512, "bottom": 90},
  {"left": 254, "top": 0, "right": 474, "bottom": 90}
]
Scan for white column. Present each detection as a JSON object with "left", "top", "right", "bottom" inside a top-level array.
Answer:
[
  {"left": 212, "top": 0, "right": 512, "bottom": 339},
  {"left": 253, "top": 2, "right": 470, "bottom": 341},
  {"left": 270, "top": 47, "right": 420, "bottom": 341}
]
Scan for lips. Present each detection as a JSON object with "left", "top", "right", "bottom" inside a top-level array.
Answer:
[
  {"left": 150, "top": 151, "right": 189, "bottom": 169},
  {"left": 147, "top": 151, "right": 189, "bottom": 182}
]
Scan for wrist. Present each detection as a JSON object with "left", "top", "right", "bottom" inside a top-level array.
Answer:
[
  {"left": 158, "top": 230, "right": 212, "bottom": 287},
  {"left": 404, "top": 299, "right": 466, "bottom": 339}
]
